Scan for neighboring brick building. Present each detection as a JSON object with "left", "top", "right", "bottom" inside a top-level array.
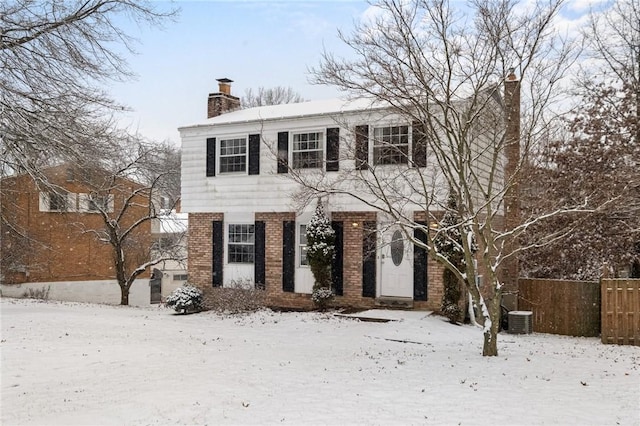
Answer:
[
  {"left": 179, "top": 78, "right": 519, "bottom": 311},
  {"left": 0, "top": 164, "right": 155, "bottom": 304}
]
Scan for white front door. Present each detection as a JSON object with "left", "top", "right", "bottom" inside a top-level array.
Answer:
[{"left": 379, "top": 226, "right": 413, "bottom": 298}]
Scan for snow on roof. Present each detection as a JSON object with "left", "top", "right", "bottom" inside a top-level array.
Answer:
[
  {"left": 156, "top": 211, "right": 188, "bottom": 234},
  {"left": 179, "top": 97, "right": 388, "bottom": 129}
]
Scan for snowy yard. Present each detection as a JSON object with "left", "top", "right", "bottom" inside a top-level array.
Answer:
[{"left": 1, "top": 298, "right": 639, "bottom": 425}]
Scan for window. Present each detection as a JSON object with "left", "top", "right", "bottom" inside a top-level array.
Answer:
[
  {"left": 299, "top": 224, "right": 308, "bottom": 266},
  {"left": 219, "top": 137, "right": 247, "bottom": 173},
  {"left": 228, "top": 224, "right": 254, "bottom": 263},
  {"left": 173, "top": 274, "right": 188, "bottom": 281},
  {"left": 373, "top": 125, "right": 409, "bottom": 165},
  {"left": 79, "top": 193, "right": 113, "bottom": 213},
  {"left": 39, "top": 192, "right": 76, "bottom": 212},
  {"left": 154, "top": 236, "right": 175, "bottom": 251},
  {"left": 87, "top": 194, "right": 110, "bottom": 212},
  {"left": 292, "top": 132, "right": 323, "bottom": 169},
  {"left": 49, "top": 193, "right": 68, "bottom": 211}
]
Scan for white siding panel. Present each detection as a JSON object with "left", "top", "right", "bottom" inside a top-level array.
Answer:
[{"left": 180, "top": 107, "right": 500, "bottom": 215}]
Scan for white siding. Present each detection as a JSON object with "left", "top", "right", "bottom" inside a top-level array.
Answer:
[{"left": 180, "top": 102, "right": 505, "bottom": 216}]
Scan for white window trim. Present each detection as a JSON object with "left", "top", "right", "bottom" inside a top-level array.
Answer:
[
  {"left": 226, "top": 222, "right": 255, "bottom": 264},
  {"left": 218, "top": 134, "right": 249, "bottom": 175},
  {"left": 298, "top": 223, "right": 309, "bottom": 268},
  {"left": 290, "top": 129, "right": 325, "bottom": 170},
  {"left": 78, "top": 193, "right": 114, "bottom": 213},
  {"left": 39, "top": 192, "right": 77, "bottom": 212},
  {"left": 369, "top": 123, "right": 412, "bottom": 166}
]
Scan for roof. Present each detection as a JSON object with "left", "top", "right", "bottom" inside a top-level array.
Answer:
[
  {"left": 156, "top": 211, "right": 188, "bottom": 234},
  {"left": 179, "top": 97, "right": 388, "bottom": 130}
]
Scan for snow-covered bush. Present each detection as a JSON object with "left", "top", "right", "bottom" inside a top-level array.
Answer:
[
  {"left": 434, "top": 195, "right": 477, "bottom": 324},
  {"left": 306, "top": 201, "right": 336, "bottom": 310},
  {"left": 207, "top": 279, "right": 266, "bottom": 314},
  {"left": 311, "top": 287, "right": 334, "bottom": 311},
  {"left": 165, "top": 284, "right": 203, "bottom": 314}
]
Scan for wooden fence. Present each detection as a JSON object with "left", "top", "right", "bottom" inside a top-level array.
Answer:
[
  {"left": 601, "top": 279, "right": 640, "bottom": 346},
  {"left": 518, "top": 279, "right": 601, "bottom": 337}
]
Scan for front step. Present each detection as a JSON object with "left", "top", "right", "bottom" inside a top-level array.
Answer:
[{"left": 374, "top": 297, "right": 414, "bottom": 309}]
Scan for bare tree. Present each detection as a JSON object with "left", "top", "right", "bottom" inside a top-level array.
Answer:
[
  {"left": 0, "top": 1, "right": 177, "bottom": 297},
  {"left": 0, "top": 0, "right": 176, "bottom": 181},
  {"left": 285, "top": 0, "right": 584, "bottom": 356},
  {"left": 521, "top": 0, "right": 640, "bottom": 279},
  {"left": 242, "top": 86, "right": 305, "bottom": 108},
  {"left": 74, "top": 140, "right": 185, "bottom": 305},
  {"left": 582, "top": 0, "right": 639, "bottom": 138}
]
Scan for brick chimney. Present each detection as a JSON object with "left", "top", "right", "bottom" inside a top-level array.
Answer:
[
  {"left": 502, "top": 68, "right": 521, "bottom": 310},
  {"left": 207, "top": 78, "right": 241, "bottom": 118}
]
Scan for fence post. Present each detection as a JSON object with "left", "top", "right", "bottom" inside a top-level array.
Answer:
[{"left": 602, "top": 262, "right": 611, "bottom": 279}]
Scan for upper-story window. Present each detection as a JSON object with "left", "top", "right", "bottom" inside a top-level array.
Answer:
[
  {"left": 219, "top": 137, "right": 247, "bottom": 174},
  {"left": 78, "top": 193, "right": 114, "bottom": 213},
  {"left": 373, "top": 125, "right": 409, "bottom": 165},
  {"left": 87, "top": 194, "right": 111, "bottom": 212},
  {"left": 49, "top": 193, "right": 68, "bottom": 211},
  {"left": 39, "top": 191, "right": 75, "bottom": 212},
  {"left": 292, "top": 131, "right": 323, "bottom": 169}
]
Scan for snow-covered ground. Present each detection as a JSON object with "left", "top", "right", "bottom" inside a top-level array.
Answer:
[{"left": 1, "top": 298, "right": 639, "bottom": 425}]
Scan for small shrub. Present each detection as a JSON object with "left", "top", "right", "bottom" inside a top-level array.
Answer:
[
  {"left": 442, "top": 302, "right": 463, "bottom": 323},
  {"left": 165, "top": 284, "right": 203, "bottom": 314},
  {"left": 22, "top": 286, "right": 50, "bottom": 300},
  {"left": 207, "top": 279, "right": 266, "bottom": 314},
  {"left": 311, "top": 287, "right": 334, "bottom": 311}
]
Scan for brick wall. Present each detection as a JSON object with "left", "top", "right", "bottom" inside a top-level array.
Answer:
[
  {"left": 254, "top": 212, "right": 313, "bottom": 309},
  {"left": 207, "top": 93, "right": 241, "bottom": 118},
  {"left": 332, "top": 211, "right": 376, "bottom": 309},
  {"left": 188, "top": 209, "right": 450, "bottom": 311},
  {"left": 502, "top": 74, "right": 521, "bottom": 297},
  {"left": 0, "top": 165, "right": 151, "bottom": 285},
  {"left": 187, "top": 212, "right": 223, "bottom": 304}
]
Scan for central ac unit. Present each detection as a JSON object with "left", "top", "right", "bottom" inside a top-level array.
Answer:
[{"left": 508, "top": 311, "right": 533, "bottom": 334}]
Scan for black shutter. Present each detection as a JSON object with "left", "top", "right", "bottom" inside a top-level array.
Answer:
[
  {"left": 331, "top": 221, "right": 344, "bottom": 296},
  {"left": 412, "top": 122, "right": 427, "bottom": 168},
  {"left": 326, "top": 127, "right": 340, "bottom": 172},
  {"left": 282, "top": 220, "right": 295, "bottom": 292},
  {"left": 249, "top": 134, "right": 260, "bottom": 175},
  {"left": 413, "top": 222, "right": 428, "bottom": 301},
  {"left": 362, "top": 221, "right": 377, "bottom": 298},
  {"left": 355, "top": 125, "right": 369, "bottom": 170},
  {"left": 277, "top": 132, "right": 289, "bottom": 174},
  {"left": 206, "top": 137, "right": 216, "bottom": 177},
  {"left": 254, "top": 221, "right": 266, "bottom": 290},
  {"left": 212, "top": 220, "right": 223, "bottom": 287}
]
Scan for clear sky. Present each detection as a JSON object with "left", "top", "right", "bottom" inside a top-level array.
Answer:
[
  {"left": 110, "top": 1, "right": 372, "bottom": 145},
  {"left": 109, "top": 0, "right": 601, "bottom": 146}
]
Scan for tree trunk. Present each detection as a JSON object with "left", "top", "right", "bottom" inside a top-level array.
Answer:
[
  {"left": 120, "top": 284, "right": 130, "bottom": 305},
  {"left": 482, "top": 296, "right": 501, "bottom": 356}
]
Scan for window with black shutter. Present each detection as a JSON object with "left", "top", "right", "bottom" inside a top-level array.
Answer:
[
  {"left": 282, "top": 220, "right": 295, "bottom": 292},
  {"left": 326, "top": 127, "right": 340, "bottom": 172},
  {"left": 212, "top": 220, "right": 223, "bottom": 287},
  {"left": 362, "top": 221, "right": 377, "bottom": 297},
  {"left": 413, "top": 223, "right": 428, "bottom": 301},
  {"left": 254, "top": 221, "right": 266, "bottom": 290},
  {"left": 249, "top": 134, "right": 260, "bottom": 175},
  {"left": 206, "top": 137, "right": 216, "bottom": 177},
  {"left": 355, "top": 125, "right": 369, "bottom": 170},
  {"left": 277, "top": 132, "right": 289, "bottom": 173},
  {"left": 331, "top": 221, "right": 344, "bottom": 296},
  {"left": 412, "top": 123, "right": 427, "bottom": 168}
]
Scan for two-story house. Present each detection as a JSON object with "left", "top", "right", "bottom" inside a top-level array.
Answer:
[
  {"left": 0, "top": 164, "right": 157, "bottom": 305},
  {"left": 179, "top": 78, "right": 519, "bottom": 311}
]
